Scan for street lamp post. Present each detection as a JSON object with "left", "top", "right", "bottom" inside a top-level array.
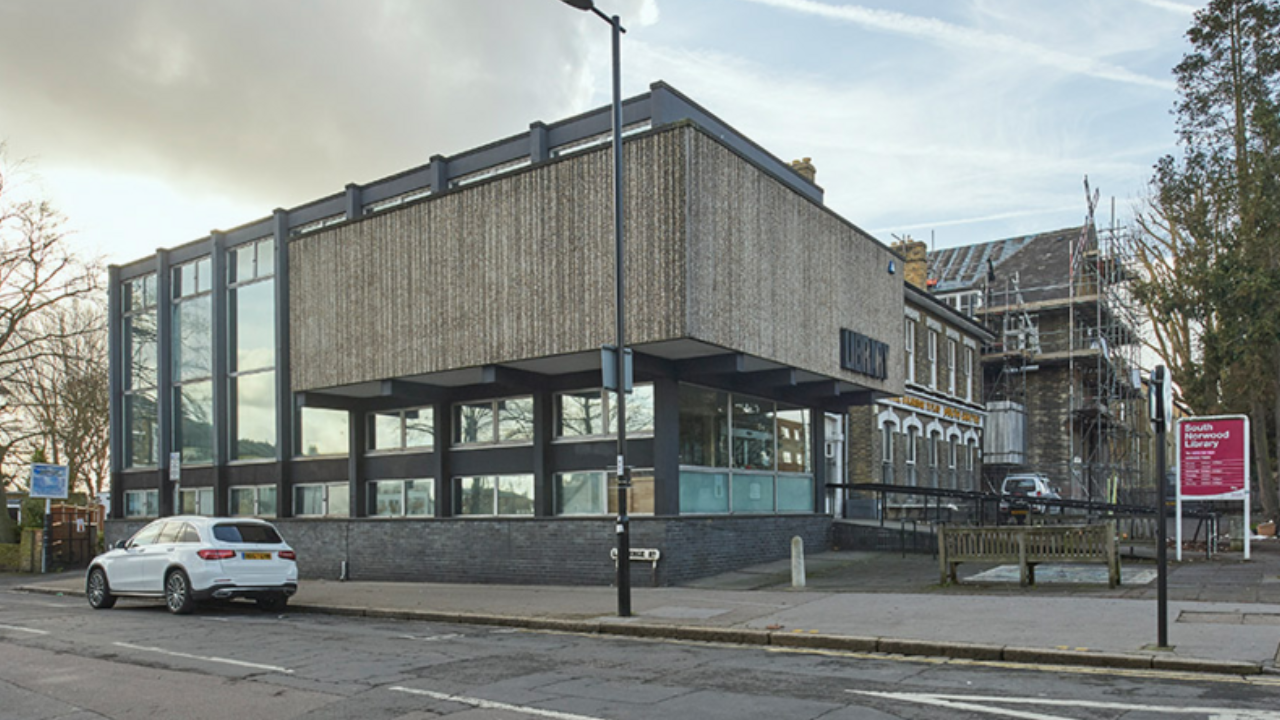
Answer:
[{"left": 557, "top": 0, "right": 631, "bottom": 618}]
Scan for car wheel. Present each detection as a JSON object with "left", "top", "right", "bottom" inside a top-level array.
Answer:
[
  {"left": 256, "top": 593, "right": 288, "bottom": 612},
  {"left": 86, "top": 568, "right": 116, "bottom": 610},
  {"left": 165, "top": 570, "right": 195, "bottom": 615}
]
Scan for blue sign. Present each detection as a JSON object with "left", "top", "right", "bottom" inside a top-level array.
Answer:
[{"left": 30, "top": 464, "right": 69, "bottom": 499}]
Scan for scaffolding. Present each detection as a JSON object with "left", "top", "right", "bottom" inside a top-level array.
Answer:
[{"left": 957, "top": 180, "right": 1149, "bottom": 502}]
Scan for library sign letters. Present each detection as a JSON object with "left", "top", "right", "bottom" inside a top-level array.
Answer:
[{"left": 840, "top": 329, "right": 889, "bottom": 381}]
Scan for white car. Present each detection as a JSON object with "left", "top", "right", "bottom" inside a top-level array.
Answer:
[
  {"left": 999, "top": 474, "right": 1063, "bottom": 516},
  {"left": 86, "top": 516, "right": 297, "bottom": 614}
]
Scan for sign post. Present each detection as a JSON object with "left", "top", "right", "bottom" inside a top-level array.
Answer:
[
  {"left": 30, "top": 464, "right": 69, "bottom": 574},
  {"left": 1148, "top": 366, "right": 1170, "bottom": 649},
  {"left": 1176, "top": 415, "right": 1250, "bottom": 561}
]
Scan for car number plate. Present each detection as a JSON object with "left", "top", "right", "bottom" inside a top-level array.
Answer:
[{"left": 243, "top": 552, "right": 271, "bottom": 560}]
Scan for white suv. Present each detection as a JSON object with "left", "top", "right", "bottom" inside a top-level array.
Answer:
[{"left": 86, "top": 516, "right": 298, "bottom": 614}]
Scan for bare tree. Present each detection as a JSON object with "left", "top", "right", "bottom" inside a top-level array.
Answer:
[
  {"left": 11, "top": 302, "right": 110, "bottom": 501},
  {"left": 0, "top": 151, "right": 101, "bottom": 541}
]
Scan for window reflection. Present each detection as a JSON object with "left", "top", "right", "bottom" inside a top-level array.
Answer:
[
  {"left": 299, "top": 407, "right": 348, "bottom": 456},
  {"left": 234, "top": 371, "right": 276, "bottom": 460},
  {"left": 176, "top": 380, "right": 213, "bottom": 463},
  {"left": 232, "top": 280, "right": 275, "bottom": 373},
  {"left": 173, "top": 295, "right": 212, "bottom": 380},
  {"left": 678, "top": 387, "right": 728, "bottom": 467}
]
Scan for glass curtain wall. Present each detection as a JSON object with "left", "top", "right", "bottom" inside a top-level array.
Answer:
[
  {"left": 677, "top": 385, "right": 813, "bottom": 514},
  {"left": 123, "top": 274, "right": 159, "bottom": 468},
  {"left": 229, "top": 237, "right": 277, "bottom": 460},
  {"left": 172, "top": 258, "right": 214, "bottom": 464}
]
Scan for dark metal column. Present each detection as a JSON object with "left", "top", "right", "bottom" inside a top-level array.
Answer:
[
  {"left": 349, "top": 409, "right": 366, "bottom": 517},
  {"left": 533, "top": 389, "right": 554, "bottom": 516},
  {"left": 434, "top": 400, "right": 452, "bottom": 517},
  {"left": 154, "top": 250, "right": 173, "bottom": 515},
  {"left": 210, "top": 232, "right": 230, "bottom": 515},
  {"left": 651, "top": 377, "right": 681, "bottom": 516},
  {"left": 272, "top": 210, "right": 293, "bottom": 516},
  {"left": 810, "top": 408, "right": 827, "bottom": 513},
  {"left": 107, "top": 265, "right": 124, "bottom": 520}
]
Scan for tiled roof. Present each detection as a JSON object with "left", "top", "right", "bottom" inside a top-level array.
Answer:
[{"left": 929, "top": 225, "right": 1093, "bottom": 304}]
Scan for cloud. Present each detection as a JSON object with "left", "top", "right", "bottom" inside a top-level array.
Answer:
[
  {"left": 1130, "top": 0, "right": 1200, "bottom": 16},
  {"left": 0, "top": 1, "right": 599, "bottom": 220},
  {"left": 738, "top": 0, "right": 1176, "bottom": 90}
]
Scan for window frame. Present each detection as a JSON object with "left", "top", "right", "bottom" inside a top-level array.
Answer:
[
  {"left": 228, "top": 484, "right": 278, "bottom": 517},
  {"left": 228, "top": 236, "right": 277, "bottom": 463},
  {"left": 123, "top": 488, "right": 159, "bottom": 518},
  {"left": 451, "top": 396, "right": 535, "bottom": 447},
  {"left": 368, "top": 406, "right": 435, "bottom": 453},
  {"left": 553, "top": 383, "right": 655, "bottom": 441},
  {"left": 292, "top": 482, "right": 348, "bottom": 518},
  {"left": 368, "top": 478, "right": 435, "bottom": 517}
]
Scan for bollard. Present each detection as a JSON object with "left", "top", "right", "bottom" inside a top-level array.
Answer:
[{"left": 791, "top": 536, "right": 806, "bottom": 588}]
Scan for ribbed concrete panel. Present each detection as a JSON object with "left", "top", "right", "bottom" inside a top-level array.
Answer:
[
  {"left": 291, "top": 130, "right": 687, "bottom": 392},
  {"left": 685, "top": 131, "right": 903, "bottom": 393}
]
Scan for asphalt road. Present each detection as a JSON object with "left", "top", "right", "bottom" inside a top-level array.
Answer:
[{"left": 2, "top": 589, "right": 1278, "bottom": 720}]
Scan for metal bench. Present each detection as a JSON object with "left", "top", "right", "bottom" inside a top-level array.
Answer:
[
  {"left": 938, "top": 522, "right": 1119, "bottom": 588},
  {"left": 611, "top": 547, "right": 661, "bottom": 586}
]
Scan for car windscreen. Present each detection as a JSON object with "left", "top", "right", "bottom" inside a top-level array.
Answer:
[{"left": 213, "top": 523, "right": 282, "bottom": 545}]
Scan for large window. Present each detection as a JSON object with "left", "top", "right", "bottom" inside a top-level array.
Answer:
[
  {"left": 904, "top": 318, "right": 916, "bottom": 383},
  {"left": 454, "top": 475, "right": 534, "bottom": 516},
  {"left": 928, "top": 330, "right": 938, "bottom": 389},
  {"left": 964, "top": 347, "right": 975, "bottom": 402},
  {"left": 229, "top": 237, "right": 276, "bottom": 460},
  {"left": 293, "top": 482, "right": 348, "bottom": 517},
  {"left": 178, "top": 487, "right": 214, "bottom": 516},
  {"left": 230, "top": 485, "right": 277, "bottom": 517},
  {"left": 124, "top": 489, "right": 159, "bottom": 518},
  {"left": 556, "top": 384, "right": 654, "bottom": 439},
  {"left": 370, "top": 479, "right": 434, "bottom": 517},
  {"left": 123, "top": 274, "right": 159, "bottom": 468},
  {"left": 677, "top": 386, "right": 813, "bottom": 515},
  {"left": 173, "top": 259, "right": 214, "bottom": 465},
  {"left": 905, "top": 427, "right": 919, "bottom": 486},
  {"left": 555, "top": 470, "right": 654, "bottom": 515},
  {"left": 948, "top": 339, "right": 958, "bottom": 396},
  {"left": 299, "top": 407, "right": 349, "bottom": 457},
  {"left": 453, "top": 397, "right": 533, "bottom": 445},
  {"left": 370, "top": 407, "right": 434, "bottom": 452}
]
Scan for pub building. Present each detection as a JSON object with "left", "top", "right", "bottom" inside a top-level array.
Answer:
[{"left": 109, "top": 82, "right": 904, "bottom": 585}]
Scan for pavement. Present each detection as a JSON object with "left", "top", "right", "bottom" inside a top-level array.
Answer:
[{"left": 11, "top": 537, "right": 1280, "bottom": 677}]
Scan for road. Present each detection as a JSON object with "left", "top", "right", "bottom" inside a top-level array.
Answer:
[{"left": 1, "top": 588, "right": 1277, "bottom": 720}]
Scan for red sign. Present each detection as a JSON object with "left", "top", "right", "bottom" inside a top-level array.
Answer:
[{"left": 1178, "top": 417, "right": 1248, "bottom": 498}]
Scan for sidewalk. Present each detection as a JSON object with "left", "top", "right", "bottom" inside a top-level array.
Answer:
[{"left": 13, "top": 541, "right": 1280, "bottom": 677}]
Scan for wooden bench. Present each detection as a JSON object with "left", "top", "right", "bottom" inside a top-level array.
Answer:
[
  {"left": 938, "top": 522, "right": 1119, "bottom": 588},
  {"left": 611, "top": 547, "right": 661, "bottom": 586}
]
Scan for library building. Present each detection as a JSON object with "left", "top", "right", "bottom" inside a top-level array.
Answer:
[{"left": 109, "top": 82, "right": 904, "bottom": 585}]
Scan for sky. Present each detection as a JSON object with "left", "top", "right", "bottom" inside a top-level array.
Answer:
[{"left": 0, "top": 0, "right": 1202, "bottom": 270}]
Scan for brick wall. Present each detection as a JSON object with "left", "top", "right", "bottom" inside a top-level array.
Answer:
[{"left": 107, "top": 515, "right": 833, "bottom": 587}]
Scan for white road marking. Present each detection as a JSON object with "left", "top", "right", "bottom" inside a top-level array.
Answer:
[
  {"left": 0, "top": 624, "right": 49, "bottom": 635},
  {"left": 390, "top": 686, "right": 607, "bottom": 720},
  {"left": 397, "top": 633, "right": 461, "bottom": 642},
  {"left": 113, "top": 642, "right": 293, "bottom": 674},
  {"left": 850, "top": 690, "right": 1276, "bottom": 719}
]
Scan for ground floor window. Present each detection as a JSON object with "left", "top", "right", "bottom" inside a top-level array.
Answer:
[
  {"left": 293, "top": 482, "right": 349, "bottom": 517},
  {"left": 554, "top": 470, "right": 655, "bottom": 515},
  {"left": 454, "top": 475, "right": 534, "bottom": 516},
  {"left": 678, "top": 469, "right": 813, "bottom": 514},
  {"left": 230, "top": 485, "right": 277, "bottom": 517},
  {"left": 178, "top": 487, "right": 214, "bottom": 515},
  {"left": 370, "top": 479, "right": 434, "bottom": 517},
  {"left": 124, "top": 489, "right": 159, "bottom": 518}
]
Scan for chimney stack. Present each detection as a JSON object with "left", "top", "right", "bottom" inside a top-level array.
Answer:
[
  {"left": 892, "top": 237, "right": 929, "bottom": 290},
  {"left": 790, "top": 157, "right": 816, "bottom": 183}
]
